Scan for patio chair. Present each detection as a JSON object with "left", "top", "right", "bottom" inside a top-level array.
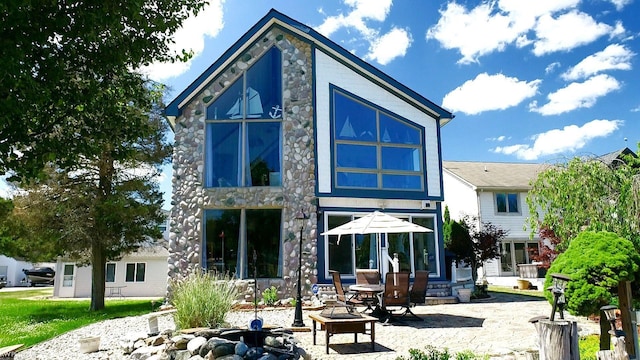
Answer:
[
  {"left": 381, "top": 272, "right": 413, "bottom": 321},
  {"left": 356, "top": 269, "right": 381, "bottom": 285},
  {"left": 410, "top": 270, "right": 429, "bottom": 305},
  {"left": 329, "top": 270, "right": 363, "bottom": 308}
]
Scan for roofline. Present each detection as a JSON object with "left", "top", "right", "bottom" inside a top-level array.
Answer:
[{"left": 165, "top": 8, "right": 453, "bottom": 125}]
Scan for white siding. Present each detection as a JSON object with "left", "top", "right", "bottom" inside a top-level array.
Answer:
[
  {"left": 441, "top": 171, "right": 478, "bottom": 220},
  {"left": 478, "top": 191, "right": 530, "bottom": 238},
  {"left": 315, "top": 50, "right": 442, "bottom": 197},
  {"left": 54, "top": 255, "right": 166, "bottom": 298}
]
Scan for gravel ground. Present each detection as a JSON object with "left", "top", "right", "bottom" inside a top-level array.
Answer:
[{"left": 12, "top": 294, "right": 601, "bottom": 360}]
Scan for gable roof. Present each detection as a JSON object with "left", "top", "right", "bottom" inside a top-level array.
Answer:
[
  {"left": 165, "top": 9, "right": 453, "bottom": 125},
  {"left": 597, "top": 147, "right": 637, "bottom": 166},
  {"left": 442, "top": 161, "right": 547, "bottom": 190}
]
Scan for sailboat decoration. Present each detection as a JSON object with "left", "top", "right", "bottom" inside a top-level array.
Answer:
[
  {"left": 339, "top": 116, "right": 356, "bottom": 138},
  {"left": 226, "top": 87, "right": 264, "bottom": 119}
]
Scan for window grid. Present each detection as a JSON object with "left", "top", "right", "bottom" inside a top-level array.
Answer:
[
  {"left": 332, "top": 90, "right": 424, "bottom": 191},
  {"left": 496, "top": 192, "right": 520, "bottom": 214}
]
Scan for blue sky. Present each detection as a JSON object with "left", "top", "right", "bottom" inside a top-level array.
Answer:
[{"left": 2, "top": 0, "right": 639, "bottom": 209}]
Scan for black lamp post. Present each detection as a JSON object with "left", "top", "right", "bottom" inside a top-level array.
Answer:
[
  {"left": 292, "top": 209, "right": 308, "bottom": 327},
  {"left": 549, "top": 273, "right": 571, "bottom": 321}
]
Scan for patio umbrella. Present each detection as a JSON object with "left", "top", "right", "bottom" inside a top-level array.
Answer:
[{"left": 320, "top": 211, "right": 432, "bottom": 237}]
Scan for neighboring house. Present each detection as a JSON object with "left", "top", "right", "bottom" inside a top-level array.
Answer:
[
  {"left": 442, "top": 161, "right": 546, "bottom": 286},
  {"left": 0, "top": 255, "right": 54, "bottom": 287},
  {"left": 164, "top": 9, "right": 454, "bottom": 298},
  {"left": 52, "top": 211, "right": 171, "bottom": 298}
]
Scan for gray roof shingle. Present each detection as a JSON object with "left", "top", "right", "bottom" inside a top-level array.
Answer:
[{"left": 443, "top": 161, "right": 547, "bottom": 190}]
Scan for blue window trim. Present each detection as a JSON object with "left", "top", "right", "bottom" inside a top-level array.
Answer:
[{"left": 329, "top": 85, "right": 428, "bottom": 200}]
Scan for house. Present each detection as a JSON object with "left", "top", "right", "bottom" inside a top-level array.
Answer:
[
  {"left": 0, "top": 255, "right": 54, "bottom": 287},
  {"left": 52, "top": 211, "right": 171, "bottom": 298},
  {"left": 442, "top": 161, "right": 546, "bottom": 287},
  {"left": 164, "top": 9, "right": 454, "bottom": 299}
]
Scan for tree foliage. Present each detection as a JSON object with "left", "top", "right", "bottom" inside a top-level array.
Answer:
[
  {"left": 445, "top": 215, "right": 508, "bottom": 284},
  {"left": 526, "top": 148, "right": 640, "bottom": 250},
  {"left": 528, "top": 225, "right": 561, "bottom": 269},
  {"left": 2, "top": 77, "right": 171, "bottom": 310},
  {"left": 0, "top": 0, "right": 207, "bottom": 180},
  {"left": 545, "top": 231, "right": 640, "bottom": 316}
]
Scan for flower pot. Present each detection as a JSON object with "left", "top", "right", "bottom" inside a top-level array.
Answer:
[
  {"left": 517, "top": 279, "right": 531, "bottom": 290},
  {"left": 457, "top": 288, "right": 472, "bottom": 303},
  {"left": 78, "top": 336, "right": 100, "bottom": 353}
]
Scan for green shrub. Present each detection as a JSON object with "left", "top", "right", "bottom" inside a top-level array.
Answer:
[
  {"left": 579, "top": 334, "right": 599, "bottom": 360},
  {"left": 396, "top": 346, "right": 488, "bottom": 360},
  {"left": 169, "top": 271, "right": 239, "bottom": 329},
  {"left": 262, "top": 285, "right": 279, "bottom": 306}
]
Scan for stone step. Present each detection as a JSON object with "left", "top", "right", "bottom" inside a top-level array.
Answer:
[{"left": 425, "top": 296, "right": 459, "bottom": 305}]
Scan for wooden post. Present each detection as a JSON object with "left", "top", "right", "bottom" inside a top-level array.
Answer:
[
  {"left": 536, "top": 320, "right": 580, "bottom": 360},
  {"left": 618, "top": 281, "right": 635, "bottom": 357},
  {"left": 596, "top": 336, "right": 630, "bottom": 360}
]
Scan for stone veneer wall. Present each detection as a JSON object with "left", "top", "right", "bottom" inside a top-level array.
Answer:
[{"left": 168, "top": 27, "right": 318, "bottom": 301}]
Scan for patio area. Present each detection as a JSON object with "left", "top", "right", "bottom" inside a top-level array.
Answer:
[{"left": 229, "top": 292, "right": 600, "bottom": 360}]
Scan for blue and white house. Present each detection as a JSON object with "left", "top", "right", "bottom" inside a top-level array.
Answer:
[{"left": 165, "top": 9, "right": 454, "bottom": 298}]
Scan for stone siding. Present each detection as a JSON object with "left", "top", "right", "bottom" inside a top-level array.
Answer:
[{"left": 168, "top": 26, "right": 317, "bottom": 300}]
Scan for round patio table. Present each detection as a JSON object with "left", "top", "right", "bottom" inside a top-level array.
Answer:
[{"left": 349, "top": 284, "right": 386, "bottom": 317}]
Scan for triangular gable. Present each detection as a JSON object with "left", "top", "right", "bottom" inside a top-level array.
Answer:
[{"left": 165, "top": 9, "right": 453, "bottom": 125}]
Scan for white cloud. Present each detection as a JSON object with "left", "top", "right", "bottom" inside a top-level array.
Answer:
[
  {"left": 316, "top": 0, "right": 407, "bottom": 65},
  {"left": 530, "top": 74, "right": 620, "bottom": 115},
  {"left": 492, "top": 119, "right": 622, "bottom": 160},
  {"left": 608, "top": 0, "right": 632, "bottom": 11},
  {"left": 631, "top": 106, "right": 640, "bottom": 112},
  {"left": 426, "top": 2, "right": 518, "bottom": 64},
  {"left": 532, "top": 11, "right": 613, "bottom": 56},
  {"left": 365, "top": 27, "right": 413, "bottom": 65},
  {"left": 442, "top": 73, "right": 541, "bottom": 115},
  {"left": 140, "top": 1, "right": 225, "bottom": 81},
  {"left": 427, "top": 1, "right": 625, "bottom": 62},
  {"left": 486, "top": 135, "right": 509, "bottom": 142},
  {"left": 562, "top": 44, "right": 634, "bottom": 80},
  {"left": 545, "top": 62, "right": 561, "bottom": 74}
]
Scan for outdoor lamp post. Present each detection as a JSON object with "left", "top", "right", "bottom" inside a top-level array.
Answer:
[
  {"left": 549, "top": 273, "right": 571, "bottom": 321},
  {"left": 292, "top": 209, "right": 308, "bottom": 327},
  {"left": 600, "top": 305, "right": 624, "bottom": 337}
]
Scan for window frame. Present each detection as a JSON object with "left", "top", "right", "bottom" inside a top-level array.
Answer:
[
  {"left": 330, "top": 86, "right": 426, "bottom": 195},
  {"left": 204, "top": 46, "right": 283, "bottom": 189},
  {"left": 323, "top": 212, "right": 439, "bottom": 278},
  {"left": 125, "top": 262, "right": 146, "bottom": 283},
  {"left": 203, "top": 208, "right": 284, "bottom": 279},
  {"left": 105, "top": 263, "right": 116, "bottom": 283},
  {"left": 495, "top": 192, "right": 521, "bottom": 214}
]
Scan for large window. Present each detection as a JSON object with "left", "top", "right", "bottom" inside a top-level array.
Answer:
[
  {"left": 204, "top": 209, "right": 283, "bottom": 278},
  {"left": 205, "top": 47, "right": 283, "bottom": 188},
  {"left": 125, "top": 263, "right": 145, "bottom": 282},
  {"left": 325, "top": 213, "right": 436, "bottom": 276},
  {"left": 496, "top": 193, "right": 519, "bottom": 214},
  {"left": 332, "top": 89, "right": 424, "bottom": 191},
  {"left": 105, "top": 263, "right": 116, "bottom": 283}
]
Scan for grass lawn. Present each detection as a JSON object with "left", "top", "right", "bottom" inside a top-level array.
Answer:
[{"left": 0, "top": 288, "right": 161, "bottom": 349}]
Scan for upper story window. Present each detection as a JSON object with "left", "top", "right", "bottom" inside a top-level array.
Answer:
[
  {"left": 205, "top": 47, "right": 283, "bottom": 188},
  {"left": 496, "top": 192, "right": 519, "bottom": 214},
  {"left": 332, "top": 89, "right": 424, "bottom": 191}
]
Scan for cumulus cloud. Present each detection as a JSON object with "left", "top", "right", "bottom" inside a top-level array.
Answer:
[
  {"left": 532, "top": 10, "right": 617, "bottom": 56},
  {"left": 562, "top": 44, "right": 634, "bottom": 80},
  {"left": 426, "top": 0, "right": 623, "bottom": 63},
  {"left": 426, "top": 2, "right": 518, "bottom": 64},
  {"left": 486, "top": 135, "right": 509, "bottom": 142},
  {"left": 492, "top": 119, "right": 622, "bottom": 160},
  {"left": 365, "top": 27, "right": 413, "bottom": 65},
  {"left": 442, "top": 73, "right": 541, "bottom": 115},
  {"left": 316, "top": 0, "right": 408, "bottom": 65},
  {"left": 545, "top": 62, "right": 561, "bottom": 74},
  {"left": 530, "top": 74, "right": 620, "bottom": 115},
  {"left": 140, "top": 1, "right": 225, "bottom": 81},
  {"left": 608, "top": 0, "right": 632, "bottom": 11}
]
